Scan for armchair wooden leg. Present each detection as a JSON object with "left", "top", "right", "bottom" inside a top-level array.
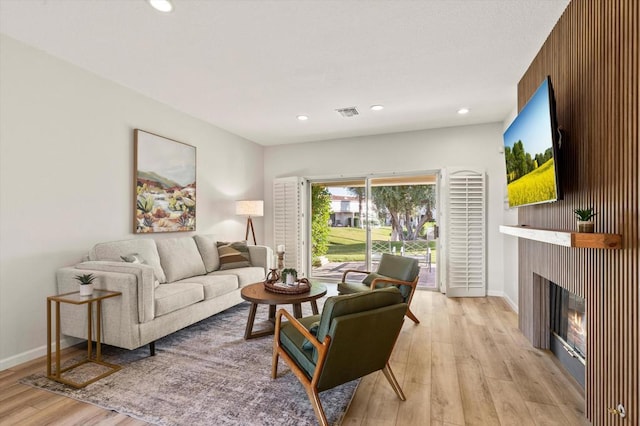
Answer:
[
  {"left": 276, "top": 346, "right": 330, "bottom": 425},
  {"left": 272, "top": 347, "right": 280, "bottom": 379},
  {"left": 305, "top": 386, "right": 329, "bottom": 426},
  {"left": 272, "top": 309, "right": 283, "bottom": 379},
  {"left": 406, "top": 308, "right": 420, "bottom": 324},
  {"left": 382, "top": 363, "right": 406, "bottom": 401}
]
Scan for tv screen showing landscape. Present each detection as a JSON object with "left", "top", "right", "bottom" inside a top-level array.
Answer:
[{"left": 503, "top": 77, "right": 559, "bottom": 208}]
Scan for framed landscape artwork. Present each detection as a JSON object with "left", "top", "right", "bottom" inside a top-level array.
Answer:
[{"left": 134, "top": 129, "right": 196, "bottom": 233}]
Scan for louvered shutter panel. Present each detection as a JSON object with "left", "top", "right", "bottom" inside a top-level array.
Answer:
[
  {"left": 273, "top": 177, "right": 305, "bottom": 273},
  {"left": 446, "top": 169, "right": 486, "bottom": 297}
]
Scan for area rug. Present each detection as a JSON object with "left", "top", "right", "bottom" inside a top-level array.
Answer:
[{"left": 21, "top": 301, "right": 358, "bottom": 425}]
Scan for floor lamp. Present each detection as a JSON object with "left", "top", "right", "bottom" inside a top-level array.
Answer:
[{"left": 236, "top": 200, "right": 263, "bottom": 245}]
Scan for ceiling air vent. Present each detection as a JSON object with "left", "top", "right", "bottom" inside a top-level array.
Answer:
[{"left": 336, "top": 107, "right": 359, "bottom": 118}]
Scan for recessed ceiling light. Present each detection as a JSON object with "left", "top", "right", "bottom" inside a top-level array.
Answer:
[
  {"left": 297, "top": 115, "right": 309, "bottom": 121},
  {"left": 148, "top": 0, "right": 173, "bottom": 13},
  {"left": 370, "top": 105, "right": 384, "bottom": 111},
  {"left": 457, "top": 108, "right": 470, "bottom": 115}
]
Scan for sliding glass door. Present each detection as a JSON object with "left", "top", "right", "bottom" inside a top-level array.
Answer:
[
  {"left": 309, "top": 179, "right": 368, "bottom": 281},
  {"left": 308, "top": 173, "right": 439, "bottom": 290}
]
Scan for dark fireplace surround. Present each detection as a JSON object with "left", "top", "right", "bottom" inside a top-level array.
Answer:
[{"left": 532, "top": 274, "right": 586, "bottom": 388}]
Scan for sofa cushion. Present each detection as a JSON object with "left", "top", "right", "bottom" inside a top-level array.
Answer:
[
  {"left": 174, "top": 275, "right": 238, "bottom": 300},
  {"left": 208, "top": 267, "right": 265, "bottom": 287},
  {"left": 156, "top": 237, "right": 207, "bottom": 283},
  {"left": 193, "top": 235, "right": 220, "bottom": 273},
  {"left": 89, "top": 239, "right": 167, "bottom": 283},
  {"left": 217, "top": 241, "right": 252, "bottom": 270},
  {"left": 154, "top": 282, "right": 204, "bottom": 317}
]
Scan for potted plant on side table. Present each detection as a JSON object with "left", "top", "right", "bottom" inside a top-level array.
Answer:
[
  {"left": 574, "top": 207, "right": 596, "bottom": 233},
  {"left": 281, "top": 268, "right": 298, "bottom": 285},
  {"left": 75, "top": 273, "right": 96, "bottom": 296}
]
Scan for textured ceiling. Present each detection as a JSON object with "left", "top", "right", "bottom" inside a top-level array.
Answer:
[{"left": 0, "top": 0, "right": 569, "bottom": 145}]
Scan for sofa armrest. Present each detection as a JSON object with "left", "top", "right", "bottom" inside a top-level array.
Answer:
[
  {"left": 248, "top": 245, "right": 274, "bottom": 273},
  {"left": 57, "top": 261, "right": 156, "bottom": 323}
]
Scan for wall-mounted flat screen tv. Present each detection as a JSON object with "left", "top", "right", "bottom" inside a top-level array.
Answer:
[{"left": 503, "top": 76, "right": 562, "bottom": 208}]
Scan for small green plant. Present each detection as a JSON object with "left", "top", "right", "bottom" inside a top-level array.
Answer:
[
  {"left": 74, "top": 273, "right": 96, "bottom": 285},
  {"left": 574, "top": 207, "right": 597, "bottom": 221},
  {"left": 281, "top": 268, "right": 297, "bottom": 283}
]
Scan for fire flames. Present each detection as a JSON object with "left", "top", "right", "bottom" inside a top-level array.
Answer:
[{"left": 567, "top": 309, "right": 586, "bottom": 358}]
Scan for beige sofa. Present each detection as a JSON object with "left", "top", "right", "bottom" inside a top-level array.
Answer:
[{"left": 56, "top": 235, "right": 272, "bottom": 354}]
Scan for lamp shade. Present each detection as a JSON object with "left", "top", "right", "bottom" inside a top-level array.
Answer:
[{"left": 235, "top": 200, "right": 264, "bottom": 217}]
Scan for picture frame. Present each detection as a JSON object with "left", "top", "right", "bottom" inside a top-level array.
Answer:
[{"left": 134, "top": 129, "right": 196, "bottom": 233}]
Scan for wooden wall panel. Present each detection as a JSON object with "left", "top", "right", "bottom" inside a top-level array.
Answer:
[{"left": 516, "top": 1, "right": 638, "bottom": 424}]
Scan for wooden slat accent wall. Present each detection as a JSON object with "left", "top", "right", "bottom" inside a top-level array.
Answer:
[{"left": 516, "top": 0, "right": 638, "bottom": 424}]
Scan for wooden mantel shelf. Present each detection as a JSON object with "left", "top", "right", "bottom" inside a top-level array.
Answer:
[{"left": 499, "top": 225, "right": 622, "bottom": 249}]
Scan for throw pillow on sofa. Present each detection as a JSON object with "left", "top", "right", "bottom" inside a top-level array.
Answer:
[
  {"left": 120, "top": 253, "right": 146, "bottom": 264},
  {"left": 121, "top": 253, "right": 160, "bottom": 288},
  {"left": 193, "top": 234, "right": 220, "bottom": 272},
  {"left": 217, "top": 241, "right": 252, "bottom": 270}
]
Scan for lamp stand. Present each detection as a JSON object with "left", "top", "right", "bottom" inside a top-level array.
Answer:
[{"left": 245, "top": 217, "right": 257, "bottom": 245}]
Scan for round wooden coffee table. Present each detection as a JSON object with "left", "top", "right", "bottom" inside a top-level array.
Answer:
[{"left": 240, "top": 282, "right": 327, "bottom": 340}]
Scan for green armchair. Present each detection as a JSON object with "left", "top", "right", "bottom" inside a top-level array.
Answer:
[
  {"left": 272, "top": 287, "right": 407, "bottom": 426},
  {"left": 337, "top": 253, "right": 421, "bottom": 324}
]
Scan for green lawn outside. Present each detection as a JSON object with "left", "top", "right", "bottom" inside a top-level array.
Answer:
[
  {"left": 324, "top": 226, "right": 436, "bottom": 262},
  {"left": 327, "top": 226, "right": 391, "bottom": 244}
]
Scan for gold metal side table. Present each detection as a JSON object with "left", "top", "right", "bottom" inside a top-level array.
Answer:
[{"left": 47, "top": 289, "right": 122, "bottom": 388}]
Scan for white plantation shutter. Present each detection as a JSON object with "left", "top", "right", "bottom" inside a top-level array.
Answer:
[
  {"left": 273, "top": 177, "right": 306, "bottom": 274},
  {"left": 445, "top": 169, "right": 486, "bottom": 297}
]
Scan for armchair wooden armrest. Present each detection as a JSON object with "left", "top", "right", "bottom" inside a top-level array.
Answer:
[
  {"left": 341, "top": 269, "right": 371, "bottom": 282},
  {"left": 274, "top": 309, "right": 326, "bottom": 353}
]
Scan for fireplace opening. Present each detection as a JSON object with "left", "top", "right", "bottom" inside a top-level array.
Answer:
[{"left": 549, "top": 282, "right": 586, "bottom": 388}]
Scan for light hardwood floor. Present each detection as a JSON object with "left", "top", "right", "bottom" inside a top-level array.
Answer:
[{"left": 0, "top": 291, "right": 587, "bottom": 425}]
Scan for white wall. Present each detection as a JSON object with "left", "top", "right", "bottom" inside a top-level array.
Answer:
[
  {"left": 0, "top": 35, "right": 265, "bottom": 369},
  {"left": 264, "top": 123, "right": 514, "bottom": 302},
  {"left": 501, "top": 108, "right": 520, "bottom": 311}
]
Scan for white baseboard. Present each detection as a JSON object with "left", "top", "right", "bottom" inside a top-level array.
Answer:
[
  {"left": 503, "top": 294, "right": 518, "bottom": 313},
  {"left": 0, "top": 337, "right": 79, "bottom": 371},
  {"left": 487, "top": 290, "right": 519, "bottom": 313}
]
